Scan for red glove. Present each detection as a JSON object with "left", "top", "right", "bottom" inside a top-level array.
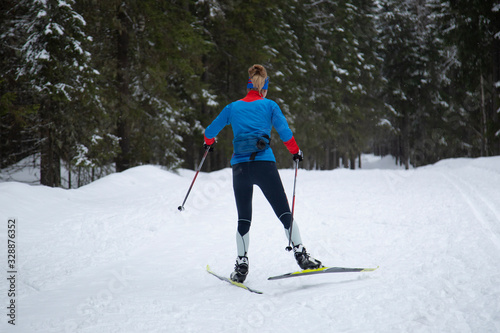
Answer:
[{"left": 204, "top": 135, "right": 215, "bottom": 146}]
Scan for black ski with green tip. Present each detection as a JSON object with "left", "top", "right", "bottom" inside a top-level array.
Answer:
[
  {"left": 268, "top": 265, "right": 379, "bottom": 280},
  {"left": 206, "top": 265, "right": 263, "bottom": 294}
]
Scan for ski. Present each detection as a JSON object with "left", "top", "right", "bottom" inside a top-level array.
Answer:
[
  {"left": 268, "top": 265, "right": 379, "bottom": 280},
  {"left": 206, "top": 265, "right": 263, "bottom": 294}
]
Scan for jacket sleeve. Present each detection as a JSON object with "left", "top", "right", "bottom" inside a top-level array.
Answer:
[
  {"left": 205, "top": 104, "right": 231, "bottom": 140},
  {"left": 271, "top": 102, "right": 300, "bottom": 154}
]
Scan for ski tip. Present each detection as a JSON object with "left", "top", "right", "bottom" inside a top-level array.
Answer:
[{"left": 361, "top": 265, "right": 379, "bottom": 272}]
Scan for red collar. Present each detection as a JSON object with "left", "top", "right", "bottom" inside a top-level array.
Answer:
[{"left": 239, "top": 90, "right": 264, "bottom": 102}]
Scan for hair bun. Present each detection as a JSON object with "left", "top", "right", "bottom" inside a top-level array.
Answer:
[{"left": 248, "top": 64, "right": 267, "bottom": 78}]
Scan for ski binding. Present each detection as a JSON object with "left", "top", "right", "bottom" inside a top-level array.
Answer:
[{"left": 206, "top": 265, "right": 263, "bottom": 294}]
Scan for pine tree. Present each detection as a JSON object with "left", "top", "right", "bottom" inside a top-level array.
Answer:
[
  {"left": 0, "top": 0, "right": 40, "bottom": 169},
  {"left": 377, "top": 0, "right": 453, "bottom": 167},
  {"left": 441, "top": 0, "right": 500, "bottom": 157},
  {"left": 11, "top": 0, "right": 97, "bottom": 186},
  {"left": 80, "top": 0, "right": 207, "bottom": 173}
]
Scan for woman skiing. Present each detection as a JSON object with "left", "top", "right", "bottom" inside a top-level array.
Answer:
[{"left": 204, "top": 64, "right": 321, "bottom": 283}]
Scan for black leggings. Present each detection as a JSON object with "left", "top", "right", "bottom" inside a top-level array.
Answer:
[{"left": 232, "top": 161, "right": 292, "bottom": 235}]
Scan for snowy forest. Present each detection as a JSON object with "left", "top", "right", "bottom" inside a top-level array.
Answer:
[{"left": 1, "top": 0, "right": 499, "bottom": 187}]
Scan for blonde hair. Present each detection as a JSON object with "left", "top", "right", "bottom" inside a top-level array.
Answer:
[{"left": 248, "top": 64, "right": 267, "bottom": 95}]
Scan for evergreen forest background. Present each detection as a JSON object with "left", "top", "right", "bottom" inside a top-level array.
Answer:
[{"left": 1, "top": 0, "right": 499, "bottom": 187}]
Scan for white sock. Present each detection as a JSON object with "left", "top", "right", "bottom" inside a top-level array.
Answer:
[
  {"left": 236, "top": 231, "right": 249, "bottom": 257},
  {"left": 284, "top": 220, "right": 303, "bottom": 246}
]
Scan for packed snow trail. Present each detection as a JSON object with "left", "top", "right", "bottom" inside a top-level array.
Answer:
[{"left": 1, "top": 156, "right": 500, "bottom": 332}]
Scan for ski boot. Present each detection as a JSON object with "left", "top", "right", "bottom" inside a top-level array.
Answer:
[
  {"left": 230, "top": 256, "right": 249, "bottom": 283},
  {"left": 294, "top": 244, "right": 322, "bottom": 270}
]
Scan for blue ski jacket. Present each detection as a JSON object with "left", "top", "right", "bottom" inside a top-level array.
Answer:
[{"left": 205, "top": 90, "right": 299, "bottom": 166}]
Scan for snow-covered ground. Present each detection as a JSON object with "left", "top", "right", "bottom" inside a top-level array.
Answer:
[{"left": 1, "top": 155, "right": 500, "bottom": 332}]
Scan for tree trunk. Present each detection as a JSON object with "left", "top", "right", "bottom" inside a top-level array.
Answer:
[
  {"left": 333, "top": 148, "right": 338, "bottom": 168},
  {"left": 349, "top": 154, "right": 355, "bottom": 170},
  {"left": 40, "top": 125, "right": 61, "bottom": 187},
  {"left": 68, "top": 162, "right": 71, "bottom": 189},
  {"left": 324, "top": 143, "right": 330, "bottom": 169},
  {"left": 116, "top": 116, "right": 131, "bottom": 172},
  {"left": 342, "top": 152, "right": 349, "bottom": 168},
  {"left": 480, "top": 73, "right": 488, "bottom": 157},
  {"left": 78, "top": 166, "right": 82, "bottom": 188},
  {"left": 402, "top": 111, "right": 410, "bottom": 170},
  {"left": 115, "top": 4, "right": 131, "bottom": 172},
  {"left": 494, "top": 37, "right": 500, "bottom": 156}
]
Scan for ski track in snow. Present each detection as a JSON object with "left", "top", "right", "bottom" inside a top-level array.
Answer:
[
  {"left": 1, "top": 157, "right": 500, "bottom": 332},
  {"left": 443, "top": 173, "right": 500, "bottom": 251}
]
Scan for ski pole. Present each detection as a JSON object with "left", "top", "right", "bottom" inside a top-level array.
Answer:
[
  {"left": 178, "top": 146, "right": 210, "bottom": 211},
  {"left": 286, "top": 158, "right": 299, "bottom": 251}
]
